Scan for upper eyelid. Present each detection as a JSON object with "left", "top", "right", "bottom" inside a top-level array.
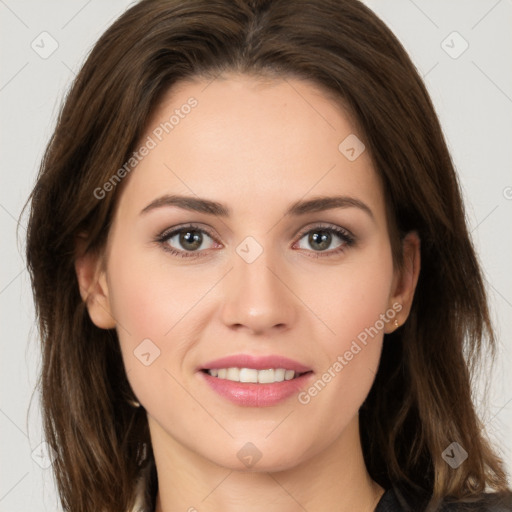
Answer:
[
  {"left": 159, "top": 223, "right": 218, "bottom": 241},
  {"left": 295, "top": 222, "right": 352, "bottom": 238}
]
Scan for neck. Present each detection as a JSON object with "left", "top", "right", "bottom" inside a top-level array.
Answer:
[{"left": 151, "top": 415, "right": 384, "bottom": 512}]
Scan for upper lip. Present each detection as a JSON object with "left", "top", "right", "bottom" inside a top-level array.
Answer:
[{"left": 199, "top": 354, "right": 312, "bottom": 373}]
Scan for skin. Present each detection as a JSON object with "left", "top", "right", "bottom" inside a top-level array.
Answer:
[{"left": 75, "top": 74, "right": 420, "bottom": 512}]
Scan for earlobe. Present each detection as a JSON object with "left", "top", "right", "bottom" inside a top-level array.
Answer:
[
  {"left": 385, "top": 231, "right": 421, "bottom": 333},
  {"left": 74, "top": 237, "right": 117, "bottom": 330}
]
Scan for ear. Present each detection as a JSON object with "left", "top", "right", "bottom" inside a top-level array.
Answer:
[
  {"left": 385, "top": 231, "right": 421, "bottom": 333},
  {"left": 74, "top": 234, "right": 116, "bottom": 329}
]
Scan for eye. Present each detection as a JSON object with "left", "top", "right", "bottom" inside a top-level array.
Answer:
[
  {"left": 156, "top": 224, "right": 219, "bottom": 258},
  {"left": 294, "top": 224, "right": 355, "bottom": 257},
  {"left": 155, "top": 223, "right": 355, "bottom": 259}
]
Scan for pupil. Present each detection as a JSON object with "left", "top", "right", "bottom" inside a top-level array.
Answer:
[
  {"left": 309, "top": 231, "right": 331, "bottom": 251},
  {"left": 180, "top": 230, "right": 202, "bottom": 250}
]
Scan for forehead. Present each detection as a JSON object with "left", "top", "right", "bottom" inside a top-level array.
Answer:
[{"left": 114, "top": 73, "right": 385, "bottom": 223}]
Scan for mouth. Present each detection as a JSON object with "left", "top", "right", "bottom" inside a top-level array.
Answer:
[
  {"left": 198, "top": 354, "right": 314, "bottom": 407},
  {"left": 201, "top": 367, "right": 312, "bottom": 383}
]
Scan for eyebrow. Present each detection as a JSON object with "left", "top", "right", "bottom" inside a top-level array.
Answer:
[{"left": 140, "top": 194, "right": 374, "bottom": 220}]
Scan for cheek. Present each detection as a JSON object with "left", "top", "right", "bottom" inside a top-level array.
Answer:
[
  {"left": 308, "top": 241, "right": 395, "bottom": 351},
  {"left": 106, "top": 257, "right": 210, "bottom": 417},
  {"left": 296, "top": 243, "right": 394, "bottom": 418},
  {"left": 105, "top": 243, "right": 211, "bottom": 382},
  {"left": 107, "top": 241, "right": 210, "bottom": 341}
]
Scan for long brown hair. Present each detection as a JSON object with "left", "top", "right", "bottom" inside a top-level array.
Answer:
[{"left": 25, "top": 0, "right": 510, "bottom": 511}]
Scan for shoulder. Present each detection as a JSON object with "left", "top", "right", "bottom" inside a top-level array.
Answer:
[{"left": 375, "top": 486, "right": 512, "bottom": 512}]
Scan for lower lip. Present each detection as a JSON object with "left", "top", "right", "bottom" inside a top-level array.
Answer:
[{"left": 199, "top": 371, "right": 314, "bottom": 407}]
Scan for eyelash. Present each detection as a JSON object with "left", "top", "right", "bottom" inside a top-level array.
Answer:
[{"left": 155, "top": 223, "right": 355, "bottom": 259}]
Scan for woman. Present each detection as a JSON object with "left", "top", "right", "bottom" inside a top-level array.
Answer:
[{"left": 25, "top": 0, "right": 511, "bottom": 511}]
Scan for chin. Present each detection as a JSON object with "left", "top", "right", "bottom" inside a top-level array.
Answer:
[{"left": 199, "top": 436, "right": 315, "bottom": 474}]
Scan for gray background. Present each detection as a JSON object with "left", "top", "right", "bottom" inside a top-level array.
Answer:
[{"left": 1, "top": 0, "right": 511, "bottom": 510}]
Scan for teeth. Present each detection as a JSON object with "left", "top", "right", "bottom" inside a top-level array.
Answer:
[
  {"left": 207, "top": 367, "right": 298, "bottom": 383},
  {"left": 257, "top": 369, "right": 274, "bottom": 384},
  {"left": 284, "top": 369, "right": 295, "bottom": 381},
  {"left": 239, "top": 368, "right": 258, "bottom": 383},
  {"left": 274, "top": 368, "right": 285, "bottom": 382},
  {"left": 226, "top": 367, "right": 240, "bottom": 381}
]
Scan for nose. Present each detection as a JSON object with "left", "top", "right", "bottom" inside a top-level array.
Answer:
[{"left": 220, "top": 245, "right": 297, "bottom": 335}]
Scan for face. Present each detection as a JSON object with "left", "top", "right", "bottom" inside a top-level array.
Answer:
[{"left": 80, "top": 74, "right": 414, "bottom": 472}]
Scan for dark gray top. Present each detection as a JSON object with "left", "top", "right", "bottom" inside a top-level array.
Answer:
[{"left": 375, "top": 487, "right": 512, "bottom": 512}]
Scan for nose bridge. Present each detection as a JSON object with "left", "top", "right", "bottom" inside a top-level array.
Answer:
[{"left": 220, "top": 236, "right": 295, "bottom": 333}]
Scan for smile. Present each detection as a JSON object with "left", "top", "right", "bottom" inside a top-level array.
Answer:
[
  {"left": 204, "top": 367, "right": 309, "bottom": 383},
  {"left": 198, "top": 354, "right": 314, "bottom": 406}
]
